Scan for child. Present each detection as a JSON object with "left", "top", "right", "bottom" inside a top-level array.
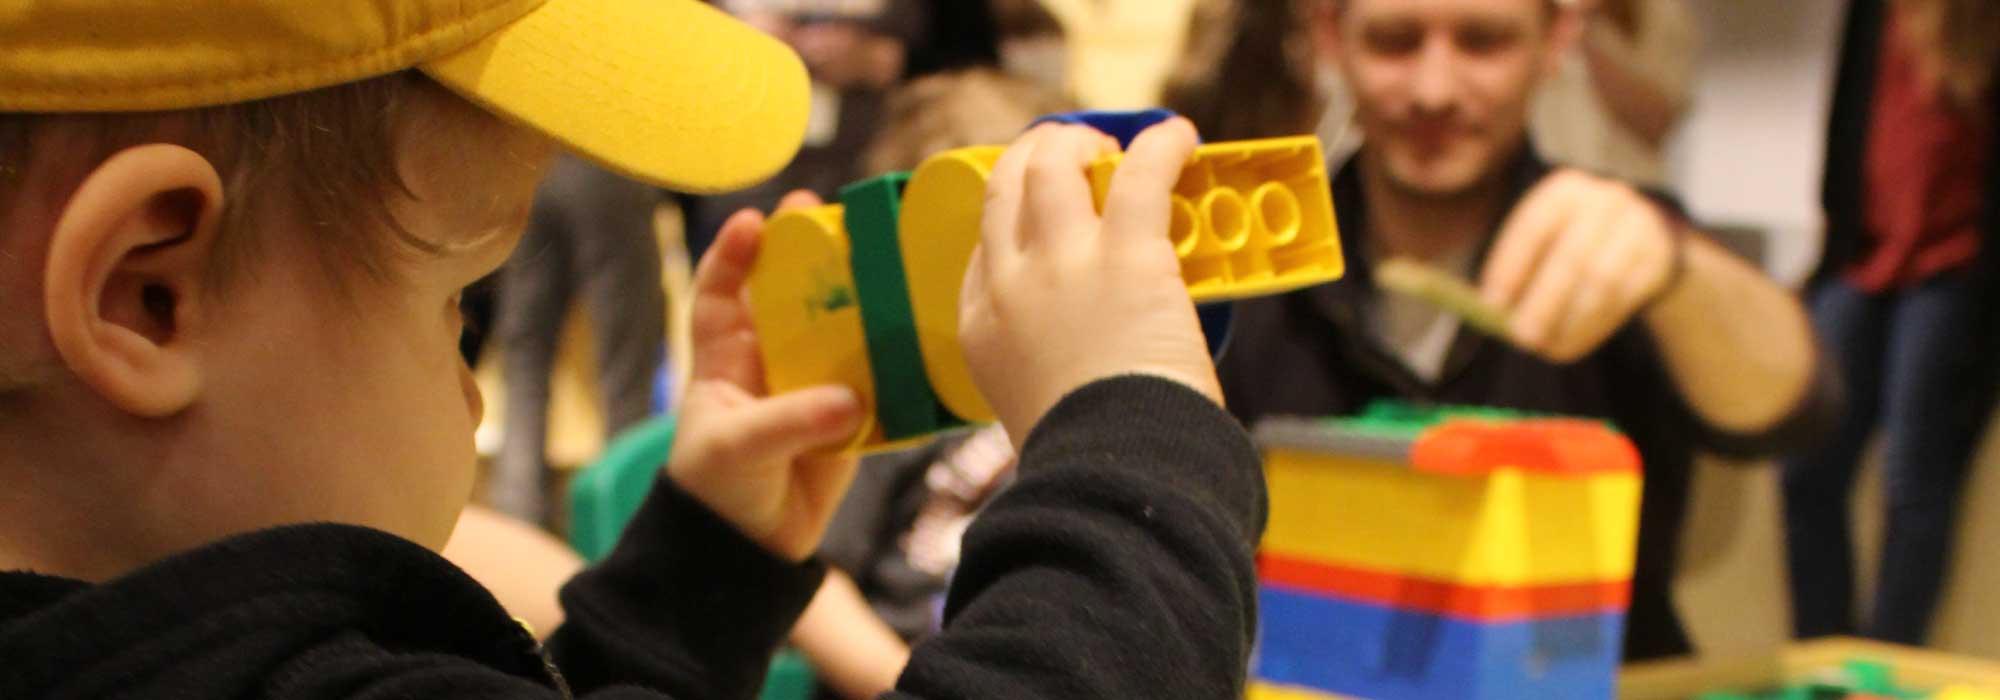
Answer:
[{"left": 0, "top": 2, "right": 1265, "bottom": 698}]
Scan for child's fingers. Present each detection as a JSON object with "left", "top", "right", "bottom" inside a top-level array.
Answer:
[
  {"left": 693, "top": 208, "right": 765, "bottom": 307},
  {"left": 689, "top": 209, "right": 767, "bottom": 385},
  {"left": 1021, "top": 125, "right": 1115, "bottom": 252},
  {"left": 981, "top": 124, "right": 1054, "bottom": 258},
  {"left": 1101, "top": 118, "right": 1198, "bottom": 245},
  {"left": 707, "top": 385, "right": 865, "bottom": 469}
]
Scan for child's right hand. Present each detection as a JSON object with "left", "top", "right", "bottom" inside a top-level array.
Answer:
[
  {"left": 667, "top": 199, "right": 867, "bottom": 562},
  {"left": 959, "top": 119, "right": 1223, "bottom": 449}
]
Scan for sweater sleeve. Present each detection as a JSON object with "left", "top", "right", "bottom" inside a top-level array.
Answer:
[
  {"left": 547, "top": 478, "right": 827, "bottom": 700},
  {"left": 1679, "top": 335, "right": 1846, "bottom": 461},
  {"left": 886, "top": 375, "right": 1268, "bottom": 699}
]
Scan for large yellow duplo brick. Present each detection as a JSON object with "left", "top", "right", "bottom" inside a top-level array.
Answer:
[
  {"left": 904, "top": 137, "right": 1344, "bottom": 424},
  {"left": 1260, "top": 448, "right": 1643, "bottom": 587},
  {"left": 744, "top": 204, "right": 884, "bottom": 452}
]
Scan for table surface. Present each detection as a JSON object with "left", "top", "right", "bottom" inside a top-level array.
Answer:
[{"left": 1619, "top": 637, "right": 2000, "bottom": 698}]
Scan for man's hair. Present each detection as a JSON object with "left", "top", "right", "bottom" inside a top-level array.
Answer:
[{"left": 0, "top": 71, "right": 493, "bottom": 290}]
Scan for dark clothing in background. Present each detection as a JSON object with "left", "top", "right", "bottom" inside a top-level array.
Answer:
[
  {"left": 0, "top": 377, "right": 1268, "bottom": 699},
  {"left": 1217, "top": 150, "right": 1841, "bottom": 662},
  {"left": 1784, "top": 271, "right": 1998, "bottom": 643},
  {"left": 1783, "top": 0, "right": 2000, "bottom": 644},
  {"left": 491, "top": 155, "right": 665, "bottom": 522}
]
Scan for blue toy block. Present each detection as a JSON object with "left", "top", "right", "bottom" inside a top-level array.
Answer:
[
  {"left": 1028, "top": 109, "right": 1236, "bottom": 356},
  {"left": 1256, "top": 588, "right": 1623, "bottom": 700},
  {"left": 1029, "top": 108, "right": 1180, "bottom": 148}
]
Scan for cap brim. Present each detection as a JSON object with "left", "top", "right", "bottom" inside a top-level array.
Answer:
[{"left": 420, "top": 0, "right": 810, "bottom": 194}]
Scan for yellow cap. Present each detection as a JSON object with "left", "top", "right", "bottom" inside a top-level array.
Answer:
[{"left": 0, "top": 0, "right": 811, "bottom": 194}]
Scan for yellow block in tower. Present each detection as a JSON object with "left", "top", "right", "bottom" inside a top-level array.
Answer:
[{"left": 1261, "top": 449, "right": 1642, "bottom": 587}]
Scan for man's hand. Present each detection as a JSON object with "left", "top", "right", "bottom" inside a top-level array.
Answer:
[
  {"left": 1478, "top": 170, "right": 1678, "bottom": 363},
  {"left": 959, "top": 119, "right": 1220, "bottom": 449},
  {"left": 667, "top": 194, "right": 867, "bottom": 562}
]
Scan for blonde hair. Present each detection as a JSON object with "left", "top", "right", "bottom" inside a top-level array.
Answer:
[
  {"left": 1896, "top": 0, "right": 2000, "bottom": 111},
  {"left": 0, "top": 71, "right": 505, "bottom": 289},
  {"left": 861, "top": 68, "right": 1075, "bottom": 175}
]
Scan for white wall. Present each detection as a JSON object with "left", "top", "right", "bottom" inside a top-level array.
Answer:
[{"left": 1667, "top": 0, "right": 1846, "bottom": 285}]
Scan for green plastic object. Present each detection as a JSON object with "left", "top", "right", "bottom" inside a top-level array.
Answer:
[
  {"left": 566, "top": 415, "right": 819, "bottom": 700},
  {"left": 841, "top": 172, "right": 962, "bottom": 441},
  {"left": 568, "top": 415, "right": 677, "bottom": 561},
  {"left": 1686, "top": 656, "right": 1939, "bottom": 700}
]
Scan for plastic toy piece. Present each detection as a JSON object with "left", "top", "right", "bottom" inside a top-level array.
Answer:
[
  {"left": 906, "top": 136, "right": 1346, "bottom": 423},
  {"left": 746, "top": 204, "right": 881, "bottom": 451},
  {"left": 1250, "top": 403, "right": 1642, "bottom": 700},
  {"left": 1086, "top": 135, "right": 1345, "bottom": 303},
  {"left": 1258, "top": 589, "right": 1625, "bottom": 700},
  {"left": 749, "top": 111, "right": 1346, "bottom": 451},
  {"left": 1258, "top": 553, "right": 1630, "bottom": 620},
  {"left": 1029, "top": 108, "right": 1178, "bottom": 147},
  {"left": 1256, "top": 415, "right": 1643, "bottom": 585},
  {"left": 900, "top": 146, "right": 1007, "bottom": 425},
  {"left": 1375, "top": 257, "right": 1513, "bottom": 337},
  {"left": 840, "top": 173, "right": 959, "bottom": 441}
]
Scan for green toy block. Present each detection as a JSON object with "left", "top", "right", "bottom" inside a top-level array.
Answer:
[{"left": 841, "top": 172, "right": 963, "bottom": 440}]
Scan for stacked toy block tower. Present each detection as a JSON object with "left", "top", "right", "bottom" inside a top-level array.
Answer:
[{"left": 1248, "top": 403, "right": 1644, "bottom": 700}]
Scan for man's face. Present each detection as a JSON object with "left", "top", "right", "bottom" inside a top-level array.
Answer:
[{"left": 1328, "top": 0, "right": 1564, "bottom": 196}]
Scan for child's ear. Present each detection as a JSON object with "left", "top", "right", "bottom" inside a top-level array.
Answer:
[{"left": 43, "top": 144, "right": 223, "bottom": 418}]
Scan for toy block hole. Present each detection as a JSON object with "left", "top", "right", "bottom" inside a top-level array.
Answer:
[
  {"left": 1170, "top": 195, "right": 1201, "bottom": 258},
  {"left": 1253, "top": 182, "right": 1302, "bottom": 247},
  {"left": 1201, "top": 188, "right": 1252, "bottom": 253}
]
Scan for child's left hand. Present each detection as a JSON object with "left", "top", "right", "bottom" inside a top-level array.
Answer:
[{"left": 667, "top": 197, "right": 866, "bottom": 563}]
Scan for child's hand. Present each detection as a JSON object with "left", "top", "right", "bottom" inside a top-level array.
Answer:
[
  {"left": 668, "top": 200, "right": 866, "bottom": 562},
  {"left": 959, "top": 119, "right": 1222, "bottom": 449}
]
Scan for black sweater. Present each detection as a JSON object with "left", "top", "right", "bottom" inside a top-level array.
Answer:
[{"left": 0, "top": 376, "right": 1266, "bottom": 699}]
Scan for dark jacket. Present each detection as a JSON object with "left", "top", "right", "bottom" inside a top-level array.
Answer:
[
  {"left": 1816, "top": 0, "right": 2000, "bottom": 296},
  {"left": 0, "top": 377, "right": 1265, "bottom": 699},
  {"left": 1217, "top": 151, "right": 1841, "bottom": 661}
]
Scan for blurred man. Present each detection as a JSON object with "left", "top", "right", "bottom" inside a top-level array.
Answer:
[{"left": 1219, "top": 0, "right": 1839, "bottom": 660}]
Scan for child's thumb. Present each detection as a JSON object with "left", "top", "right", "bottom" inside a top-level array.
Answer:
[{"left": 723, "top": 385, "right": 865, "bottom": 463}]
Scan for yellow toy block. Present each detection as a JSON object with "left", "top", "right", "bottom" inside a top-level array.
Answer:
[
  {"left": 744, "top": 204, "right": 881, "bottom": 451},
  {"left": 1261, "top": 442, "right": 1642, "bottom": 587},
  {"left": 902, "top": 137, "right": 1345, "bottom": 424},
  {"left": 1087, "top": 136, "right": 1345, "bottom": 302},
  {"left": 899, "top": 146, "right": 1008, "bottom": 426},
  {"left": 1939, "top": 687, "right": 2000, "bottom": 700},
  {"left": 1248, "top": 681, "right": 1350, "bottom": 700}
]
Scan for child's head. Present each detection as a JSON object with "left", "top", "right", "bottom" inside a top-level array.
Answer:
[{"left": 0, "top": 0, "right": 809, "bottom": 579}]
